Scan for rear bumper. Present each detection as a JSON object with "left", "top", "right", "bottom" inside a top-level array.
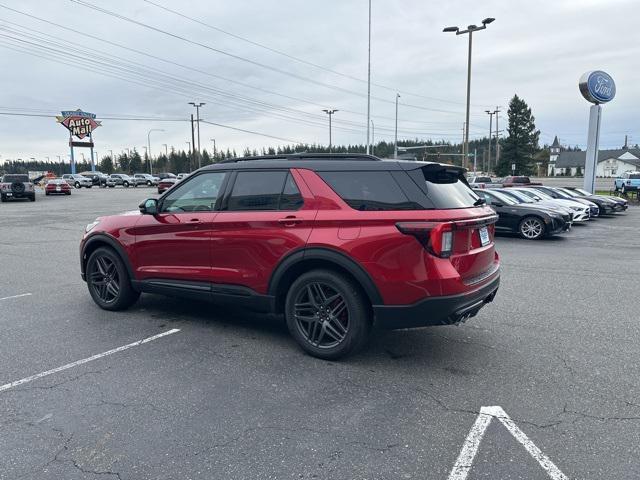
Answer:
[{"left": 373, "top": 273, "right": 500, "bottom": 330}]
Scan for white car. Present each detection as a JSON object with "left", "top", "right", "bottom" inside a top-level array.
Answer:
[
  {"left": 176, "top": 172, "right": 190, "bottom": 180},
  {"left": 511, "top": 187, "right": 591, "bottom": 222}
]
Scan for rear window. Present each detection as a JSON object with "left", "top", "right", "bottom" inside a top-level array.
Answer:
[
  {"left": 473, "top": 176, "right": 492, "bottom": 183},
  {"left": 2, "top": 175, "right": 29, "bottom": 183},
  {"left": 319, "top": 167, "right": 480, "bottom": 210}
]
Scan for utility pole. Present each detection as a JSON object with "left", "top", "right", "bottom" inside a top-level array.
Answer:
[
  {"left": 210, "top": 138, "right": 216, "bottom": 158},
  {"left": 185, "top": 141, "right": 191, "bottom": 171},
  {"left": 494, "top": 106, "right": 501, "bottom": 171},
  {"left": 190, "top": 114, "right": 197, "bottom": 170},
  {"left": 162, "top": 144, "right": 168, "bottom": 156},
  {"left": 322, "top": 109, "right": 338, "bottom": 152},
  {"left": 371, "top": 120, "right": 375, "bottom": 155},
  {"left": 485, "top": 110, "right": 494, "bottom": 173},
  {"left": 188, "top": 102, "right": 205, "bottom": 168},
  {"left": 366, "top": 0, "right": 372, "bottom": 154},
  {"left": 443, "top": 17, "right": 495, "bottom": 168},
  {"left": 394, "top": 93, "right": 400, "bottom": 159},
  {"left": 147, "top": 129, "right": 164, "bottom": 176}
]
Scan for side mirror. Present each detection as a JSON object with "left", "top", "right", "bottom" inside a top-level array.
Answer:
[
  {"left": 492, "top": 202, "right": 504, "bottom": 208},
  {"left": 139, "top": 198, "right": 158, "bottom": 215}
]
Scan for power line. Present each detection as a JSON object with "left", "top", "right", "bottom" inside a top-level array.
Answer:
[
  {"left": 142, "top": 0, "right": 494, "bottom": 108},
  {"left": 67, "top": 0, "right": 484, "bottom": 116},
  {"left": 0, "top": 24, "right": 484, "bottom": 139}
]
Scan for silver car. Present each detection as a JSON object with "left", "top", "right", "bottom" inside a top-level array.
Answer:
[
  {"left": 62, "top": 174, "right": 93, "bottom": 189},
  {"left": 133, "top": 173, "right": 159, "bottom": 186},
  {"left": 107, "top": 174, "right": 136, "bottom": 188}
]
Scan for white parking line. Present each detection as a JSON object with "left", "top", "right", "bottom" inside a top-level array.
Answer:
[
  {"left": 0, "top": 293, "right": 32, "bottom": 301},
  {"left": 0, "top": 328, "right": 180, "bottom": 393},
  {"left": 448, "top": 406, "right": 568, "bottom": 480}
]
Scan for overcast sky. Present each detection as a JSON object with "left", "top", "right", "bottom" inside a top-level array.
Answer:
[{"left": 0, "top": 0, "right": 637, "bottom": 162}]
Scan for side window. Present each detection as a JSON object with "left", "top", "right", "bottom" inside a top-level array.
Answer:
[
  {"left": 279, "top": 173, "right": 304, "bottom": 210},
  {"left": 160, "top": 172, "right": 227, "bottom": 213},
  {"left": 319, "top": 171, "right": 419, "bottom": 211},
  {"left": 227, "top": 171, "right": 288, "bottom": 211},
  {"left": 478, "top": 191, "right": 492, "bottom": 204}
]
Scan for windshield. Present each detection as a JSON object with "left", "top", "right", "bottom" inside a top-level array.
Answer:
[
  {"left": 573, "top": 188, "right": 590, "bottom": 195},
  {"left": 500, "top": 189, "right": 535, "bottom": 203},
  {"left": 488, "top": 190, "right": 517, "bottom": 205}
]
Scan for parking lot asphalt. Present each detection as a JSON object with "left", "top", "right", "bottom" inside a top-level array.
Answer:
[{"left": 1, "top": 186, "right": 639, "bottom": 479}]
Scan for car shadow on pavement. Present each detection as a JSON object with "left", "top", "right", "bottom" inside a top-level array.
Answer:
[{"left": 131, "top": 293, "right": 485, "bottom": 366}]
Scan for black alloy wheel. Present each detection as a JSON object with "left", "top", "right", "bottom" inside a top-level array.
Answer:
[
  {"left": 285, "top": 269, "right": 371, "bottom": 360},
  {"left": 86, "top": 247, "right": 139, "bottom": 310}
]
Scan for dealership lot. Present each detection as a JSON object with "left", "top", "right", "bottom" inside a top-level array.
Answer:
[{"left": 1, "top": 187, "right": 639, "bottom": 479}]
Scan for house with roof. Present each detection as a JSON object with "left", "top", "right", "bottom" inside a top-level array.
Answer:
[{"left": 548, "top": 136, "right": 640, "bottom": 177}]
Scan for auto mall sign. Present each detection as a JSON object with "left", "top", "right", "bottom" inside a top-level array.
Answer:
[{"left": 56, "top": 109, "right": 102, "bottom": 139}]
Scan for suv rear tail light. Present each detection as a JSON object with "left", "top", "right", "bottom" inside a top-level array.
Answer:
[{"left": 396, "top": 222, "right": 454, "bottom": 258}]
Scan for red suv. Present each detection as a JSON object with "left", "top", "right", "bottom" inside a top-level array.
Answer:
[{"left": 80, "top": 154, "right": 500, "bottom": 359}]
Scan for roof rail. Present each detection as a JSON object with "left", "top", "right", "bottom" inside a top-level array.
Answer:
[{"left": 219, "top": 153, "right": 381, "bottom": 164}]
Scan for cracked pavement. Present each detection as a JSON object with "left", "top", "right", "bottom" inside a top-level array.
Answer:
[{"left": 1, "top": 188, "right": 639, "bottom": 479}]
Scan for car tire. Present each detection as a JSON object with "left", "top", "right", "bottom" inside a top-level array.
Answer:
[
  {"left": 285, "top": 269, "right": 372, "bottom": 360},
  {"left": 87, "top": 185, "right": 92, "bottom": 188},
  {"left": 74, "top": 181, "right": 80, "bottom": 188},
  {"left": 123, "top": 181, "right": 129, "bottom": 188},
  {"left": 66, "top": 192, "right": 71, "bottom": 195},
  {"left": 45, "top": 192, "right": 50, "bottom": 196},
  {"left": 621, "top": 184, "right": 626, "bottom": 195},
  {"left": 147, "top": 180, "right": 152, "bottom": 186},
  {"left": 29, "top": 196, "right": 35, "bottom": 202},
  {"left": 86, "top": 247, "right": 140, "bottom": 311},
  {"left": 519, "top": 216, "right": 545, "bottom": 240},
  {"left": 0, "top": 195, "right": 5, "bottom": 202}
]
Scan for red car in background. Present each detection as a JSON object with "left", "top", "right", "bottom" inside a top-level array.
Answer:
[
  {"left": 80, "top": 154, "right": 500, "bottom": 359},
  {"left": 157, "top": 177, "right": 177, "bottom": 194},
  {"left": 45, "top": 178, "right": 71, "bottom": 196}
]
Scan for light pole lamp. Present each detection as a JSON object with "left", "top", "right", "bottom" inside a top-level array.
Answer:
[
  {"left": 188, "top": 102, "right": 205, "bottom": 168},
  {"left": 147, "top": 128, "right": 165, "bottom": 175},
  {"left": 443, "top": 17, "right": 495, "bottom": 168},
  {"left": 322, "top": 109, "right": 338, "bottom": 153}
]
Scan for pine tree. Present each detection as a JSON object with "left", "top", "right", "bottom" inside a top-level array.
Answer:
[{"left": 496, "top": 95, "right": 540, "bottom": 176}]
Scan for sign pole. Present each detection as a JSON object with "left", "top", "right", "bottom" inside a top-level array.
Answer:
[
  {"left": 69, "top": 132, "right": 76, "bottom": 175},
  {"left": 583, "top": 104, "right": 601, "bottom": 194},
  {"left": 89, "top": 131, "right": 96, "bottom": 172}
]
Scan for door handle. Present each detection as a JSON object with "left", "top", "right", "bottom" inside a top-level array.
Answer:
[
  {"left": 278, "top": 216, "right": 302, "bottom": 226},
  {"left": 188, "top": 218, "right": 201, "bottom": 224}
]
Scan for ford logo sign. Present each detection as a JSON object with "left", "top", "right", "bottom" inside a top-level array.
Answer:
[{"left": 579, "top": 70, "right": 616, "bottom": 104}]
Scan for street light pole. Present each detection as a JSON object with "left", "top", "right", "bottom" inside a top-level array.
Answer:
[
  {"left": 162, "top": 144, "right": 168, "bottom": 156},
  {"left": 322, "top": 109, "right": 338, "bottom": 153},
  {"left": 485, "top": 110, "right": 493, "bottom": 173},
  {"left": 443, "top": 17, "right": 495, "bottom": 168},
  {"left": 371, "top": 120, "right": 375, "bottom": 156},
  {"left": 394, "top": 93, "right": 400, "bottom": 159},
  {"left": 147, "top": 128, "right": 165, "bottom": 176},
  {"left": 366, "top": 0, "right": 372, "bottom": 155},
  {"left": 188, "top": 102, "right": 205, "bottom": 168}
]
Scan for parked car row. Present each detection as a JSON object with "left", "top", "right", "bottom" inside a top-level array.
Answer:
[{"left": 473, "top": 185, "right": 628, "bottom": 240}]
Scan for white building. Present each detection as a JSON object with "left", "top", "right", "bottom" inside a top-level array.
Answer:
[{"left": 548, "top": 136, "right": 640, "bottom": 177}]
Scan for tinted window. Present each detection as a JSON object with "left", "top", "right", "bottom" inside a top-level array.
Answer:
[
  {"left": 630, "top": 173, "right": 640, "bottom": 179},
  {"left": 407, "top": 166, "right": 481, "bottom": 209},
  {"left": 279, "top": 173, "right": 304, "bottom": 210},
  {"left": 161, "top": 172, "right": 227, "bottom": 212},
  {"left": 319, "top": 171, "right": 421, "bottom": 211},
  {"left": 2, "top": 175, "right": 29, "bottom": 183},
  {"left": 227, "top": 171, "right": 287, "bottom": 211}
]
